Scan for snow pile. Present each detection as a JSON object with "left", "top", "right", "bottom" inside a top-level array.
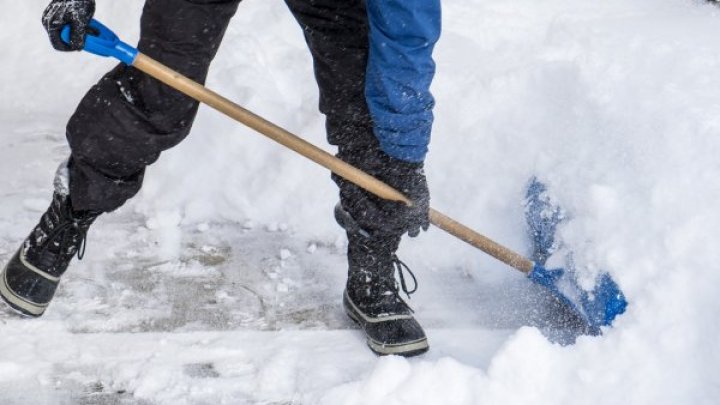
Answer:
[{"left": 1, "top": 0, "right": 719, "bottom": 404}]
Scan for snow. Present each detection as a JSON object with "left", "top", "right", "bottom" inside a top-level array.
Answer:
[{"left": 1, "top": 0, "right": 719, "bottom": 404}]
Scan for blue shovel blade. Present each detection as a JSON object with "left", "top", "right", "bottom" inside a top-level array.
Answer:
[
  {"left": 529, "top": 264, "right": 627, "bottom": 335},
  {"left": 524, "top": 177, "right": 563, "bottom": 266},
  {"left": 525, "top": 177, "right": 627, "bottom": 333}
]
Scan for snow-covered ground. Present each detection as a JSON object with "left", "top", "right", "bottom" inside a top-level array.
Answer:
[{"left": 1, "top": 0, "right": 719, "bottom": 404}]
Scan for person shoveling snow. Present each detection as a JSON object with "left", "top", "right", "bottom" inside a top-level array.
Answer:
[{"left": 0, "top": 0, "right": 441, "bottom": 357}]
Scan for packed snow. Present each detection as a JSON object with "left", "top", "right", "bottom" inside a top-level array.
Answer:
[{"left": 1, "top": 0, "right": 719, "bottom": 404}]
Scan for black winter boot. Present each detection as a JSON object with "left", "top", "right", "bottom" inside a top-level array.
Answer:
[
  {"left": 336, "top": 204, "right": 429, "bottom": 356},
  {"left": 0, "top": 192, "right": 100, "bottom": 317}
]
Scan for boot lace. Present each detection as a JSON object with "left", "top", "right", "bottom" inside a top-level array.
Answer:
[
  {"left": 29, "top": 195, "right": 99, "bottom": 272},
  {"left": 38, "top": 216, "right": 93, "bottom": 261},
  {"left": 372, "top": 255, "right": 419, "bottom": 315},
  {"left": 392, "top": 255, "right": 418, "bottom": 297}
]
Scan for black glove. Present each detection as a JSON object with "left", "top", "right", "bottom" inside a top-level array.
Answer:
[
  {"left": 42, "top": 0, "right": 96, "bottom": 51},
  {"left": 335, "top": 145, "right": 430, "bottom": 238}
]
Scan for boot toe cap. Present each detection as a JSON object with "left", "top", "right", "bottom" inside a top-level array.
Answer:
[
  {"left": 0, "top": 250, "right": 58, "bottom": 316},
  {"left": 344, "top": 290, "right": 429, "bottom": 356}
]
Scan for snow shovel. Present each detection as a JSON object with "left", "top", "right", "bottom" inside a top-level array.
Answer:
[
  {"left": 524, "top": 178, "right": 627, "bottom": 334},
  {"left": 60, "top": 20, "right": 627, "bottom": 334}
]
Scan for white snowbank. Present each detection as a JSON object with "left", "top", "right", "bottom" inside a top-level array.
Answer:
[{"left": 1, "top": 0, "right": 719, "bottom": 404}]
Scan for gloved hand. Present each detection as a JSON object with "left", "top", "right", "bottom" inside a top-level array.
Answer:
[
  {"left": 42, "top": 0, "right": 96, "bottom": 51},
  {"left": 376, "top": 157, "right": 430, "bottom": 237},
  {"left": 335, "top": 145, "right": 430, "bottom": 238}
]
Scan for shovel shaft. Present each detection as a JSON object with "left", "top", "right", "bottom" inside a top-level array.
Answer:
[
  {"left": 134, "top": 54, "right": 407, "bottom": 204},
  {"left": 132, "top": 53, "right": 535, "bottom": 274},
  {"left": 429, "top": 209, "right": 534, "bottom": 273}
]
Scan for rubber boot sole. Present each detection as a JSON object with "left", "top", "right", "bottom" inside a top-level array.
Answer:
[
  {"left": 0, "top": 251, "right": 51, "bottom": 317},
  {"left": 344, "top": 290, "right": 429, "bottom": 357}
]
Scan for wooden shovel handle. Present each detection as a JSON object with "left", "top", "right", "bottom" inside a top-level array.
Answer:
[{"left": 133, "top": 53, "right": 535, "bottom": 274}]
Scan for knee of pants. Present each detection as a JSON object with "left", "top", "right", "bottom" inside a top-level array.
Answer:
[{"left": 67, "top": 65, "right": 199, "bottom": 180}]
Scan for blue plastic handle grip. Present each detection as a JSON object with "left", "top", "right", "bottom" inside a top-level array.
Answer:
[{"left": 60, "top": 19, "right": 138, "bottom": 65}]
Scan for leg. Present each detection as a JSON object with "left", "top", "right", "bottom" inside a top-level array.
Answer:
[
  {"left": 284, "top": 0, "right": 401, "bottom": 234},
  {"left": 283, "top": 0, "right": 374, "bottom": 147},
  {"left": 285, "top": 0, "right": 429, "bottom": 356},
  {"left": 0, "top": 0, "right": 241, "bottom": 317},
  {"left": 68, "top": 0, "right": 242, "bottom": 212}
]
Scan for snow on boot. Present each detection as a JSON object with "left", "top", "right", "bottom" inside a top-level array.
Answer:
[
  {"left": 0, "top": 192, "right": 100, "bottom": 317},
  {"left": 336, "top": 204, "right": 429, "bottom": 357}
]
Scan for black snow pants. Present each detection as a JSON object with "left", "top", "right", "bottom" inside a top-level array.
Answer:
[{"left": 66, "top": 0, "right": 380, "bottom": 225}]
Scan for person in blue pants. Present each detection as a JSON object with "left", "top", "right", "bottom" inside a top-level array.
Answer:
[{"left": 1, "top": 0, "right": 441, "bottom": 357}]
